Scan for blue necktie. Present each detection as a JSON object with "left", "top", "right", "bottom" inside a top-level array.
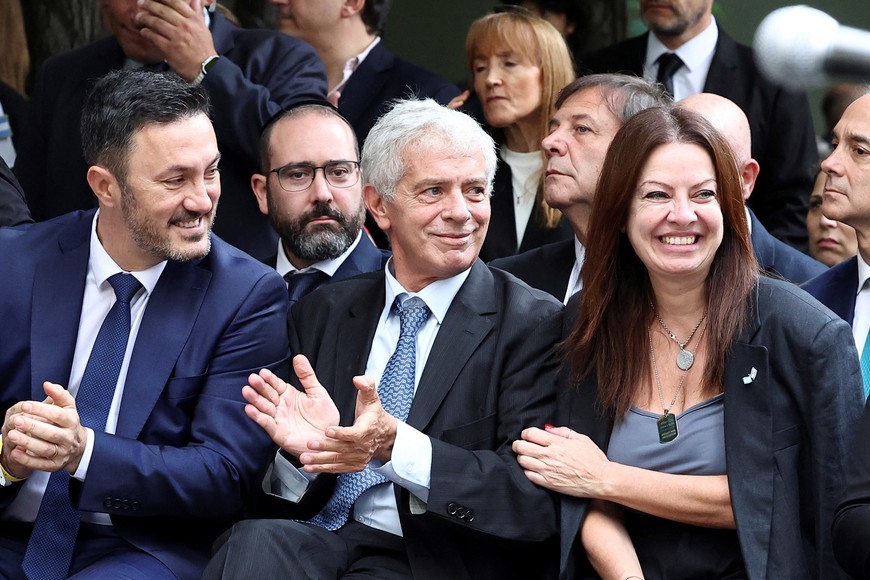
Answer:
[
  {"left": 22, "top": 273, "right": 142, "bottom": 580},
  {"left": 656, "top": 52, "right": 684, "bottom": 98},
  {"left": 285, "top": 270, "right": 329, "bottom": 306},
  {"left": 860, "top": 330, "right": 870, "bottom": 399},
  {"left": 308, "top": 296, "right": 430, "bottom": 531}
]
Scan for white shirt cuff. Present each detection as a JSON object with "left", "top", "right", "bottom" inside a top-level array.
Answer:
[
  {"left": 265, "top": 450, "right": 316, "bottom": 502},
  {"left": 71, "top": 427, "right": 95, "bottom": 481}
]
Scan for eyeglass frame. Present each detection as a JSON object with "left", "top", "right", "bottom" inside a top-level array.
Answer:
[{"left": 268, "top": 160, "right": 361, "bottom": 192}]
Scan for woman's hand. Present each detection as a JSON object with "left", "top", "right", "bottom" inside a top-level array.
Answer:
[
  {"left": 512, "top": 425, "right": 612, "bottom": 498},
  {"left": 447, "top": 89, "right": 471, "bottom": 110}
]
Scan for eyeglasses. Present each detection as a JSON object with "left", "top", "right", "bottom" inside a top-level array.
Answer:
[{"left": 269, "top": 160, "right": 361, "bottom": 192}]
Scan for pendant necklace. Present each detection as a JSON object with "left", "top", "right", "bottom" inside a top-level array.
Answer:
[
  {"left": 653, "top": 308, "right": 706, "bottom": 371},
  {"left": 648, "top": 323, "right": 707, "bottom": 444}
]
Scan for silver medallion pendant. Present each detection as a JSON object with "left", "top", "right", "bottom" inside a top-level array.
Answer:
[{"left": 676, "top": 349, "right": 694, "bottom": 371}]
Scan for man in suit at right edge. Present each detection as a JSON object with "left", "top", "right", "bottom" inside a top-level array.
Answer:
[
  {"left": 205, "top": 99, "right": 562, "bottom": 579},
  {"left": 251, "top": 103, "right": 389, "bottom": 302},
  {"left": 580, "top": 0, "right": 818, "bottom": 252},
  {"left": 804, "top": 92, "right": 870, "bottom": 397}
]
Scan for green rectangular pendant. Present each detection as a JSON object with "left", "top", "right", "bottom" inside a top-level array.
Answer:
[{"left": 657, "top": 412, "right": 678, "bottom": 443}]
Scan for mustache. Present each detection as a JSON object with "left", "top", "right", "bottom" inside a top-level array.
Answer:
[{"left": 301, "top": 202, "right": 346, "bottom": 225}]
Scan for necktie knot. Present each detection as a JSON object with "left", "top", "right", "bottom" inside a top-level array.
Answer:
[
  {"left": 394, "top": 297, "right": 430, "bottom": 338},
  {"left": 108, "top": 273, "right": 142, "bottom": 304}
]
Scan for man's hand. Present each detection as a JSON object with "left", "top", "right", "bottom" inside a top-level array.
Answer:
[
  {"left": 2, "top": 382, "right": 89, "bottom": 477},
  {"left": 243, "top": 355, "right": 340, "bottom": 458},
  {"left": 135, "top": 0, "right": 217, "bottom": 82},
  {"left": 298, "top": 375, "right": 398, "bottom": 473}
]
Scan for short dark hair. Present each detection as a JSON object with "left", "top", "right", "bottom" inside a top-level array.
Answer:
[
  {"left": 258, "top": 103, "right": 359, "bottom": 173},
  {"left": 81, "top": 70, "right": 212, "bottom": 186},
  {"left": 360, "top": 0, "right": 391, "bottom": 35}
]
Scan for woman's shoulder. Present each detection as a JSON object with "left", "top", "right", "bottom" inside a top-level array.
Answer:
[{"left": 753, "top": 276, "right": 846, "bottom": 334}]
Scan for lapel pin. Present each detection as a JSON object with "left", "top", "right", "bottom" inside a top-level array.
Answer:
[{"left": 742, "top": 367, "right": 758, "bottom": 384}]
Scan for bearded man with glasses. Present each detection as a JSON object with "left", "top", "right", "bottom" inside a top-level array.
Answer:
[{"left": 251, "top": 103, "right": 389, "bottom": 304}]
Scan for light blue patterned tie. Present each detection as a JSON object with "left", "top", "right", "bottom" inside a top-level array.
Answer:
[
  {"left": 308, "top": 296, "right": 430, "bottom": 531},
  {"left": 860, "top": 331, "right": 870, "bottom": 399},
  {"left": 22, "top": 273, "right": 142, "bottom": 580}
]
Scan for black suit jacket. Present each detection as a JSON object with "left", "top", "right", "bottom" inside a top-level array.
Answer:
[
  {"left": 490, "top": 237, "right": 576, "bottom": 301},
  {"left": 580, "top": 29, "right": 818, "bottom": 251},
  {"left": 264, "top": 261, "right": 563, "bottom": 579},
  {"left": 801, "top": 256, "right": 858, "bottom": 326},
  {"left": 339, "top": 41, "right": 460, "bottom": 147},
  {"left": 557, "top": 277, "right": 860, "bottom": 579},
  {"left": 0, "top": 155, "right": 30, "bottom": 227},
  {"left": 13, "top": 12, "right": 327, "bottom": 258},
  {"left": 480, "top": 156, "right": 574, "bottom": 262},
  {"left": 262, "top": 233, "right": 390, "bottom": 281},
  {"left": 749, "top": 210, "right": 826, "bottom": 284}
]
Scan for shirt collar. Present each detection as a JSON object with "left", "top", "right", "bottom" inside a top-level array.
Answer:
[
  {"left": 645, "top": 16, "right": 718, "bottom": 74},
  {"left": 857, "top": 252, "right": 870, "bottom": 295},
  {"left": 276, "top": 231, "right": 363, "bottom": 278},
  {"left": 90, "top": 211, "right": 166, "bottom": 295},
  {"left": 330, "top": 36, "right": 382, "bottom": 96},
  {"left": 383, "top": 259, "right": 471, "bottom": 325}
]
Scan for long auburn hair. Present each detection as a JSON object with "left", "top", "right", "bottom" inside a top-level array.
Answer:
[
  {"left": 564, "top": 106, "right": 758, "bottom": 417},
  {"left": 0, "top": 0, "right": 29, "bottom": 96},
  {"left": 465, "top": 9, "right": 575, "bottom": 229}
]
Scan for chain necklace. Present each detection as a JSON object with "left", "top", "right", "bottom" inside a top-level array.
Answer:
[
  {"left": 648, "top": 323, "right": 707, "bottom": 444},
  {"left": 653, "top": 307, "right": 706, "bottom": 371}
]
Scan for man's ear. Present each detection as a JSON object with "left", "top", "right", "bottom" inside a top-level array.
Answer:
[
  {"left": 341, "top": 0, "right": 366, "bottom": 18},
  {"left": 364, "top": 184, "right": 390, "bottom": 233},
  {"left": 741, "top": 159, "right": 761, "bottom": 201},
  {"left": 252, "top": 173, "right": 270, "bottom": 216},
  {"left": 87, "top": 166, "right": 121, "bottom": 208}
]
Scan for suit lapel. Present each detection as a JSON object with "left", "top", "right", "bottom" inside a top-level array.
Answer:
[
  {"left": 30, "top": 218, "right": 92, "bottom": 399},
  {"left": 336, "top": 279, "right": 385, "bottom": 422},
  {"left": 702, "top": 32, "right": 740, "bottom": 98},
  {"left": 406, "top": 262, "right": 495, "bottom": 430},
  {"left": 339, "top": 43, "right": 392, "bottom": 126},
  {"left": 724, "top": 292, "right": 773, "bottom": 579},
  {"left": 116, "top": 260, "right": 211, "bottom": 438},
  {"left": 332, "top": 235, "right": 387, "bottom": 282}
]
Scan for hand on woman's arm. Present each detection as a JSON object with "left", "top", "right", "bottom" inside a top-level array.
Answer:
[
  {"left": 581, "top": 499, "right": 644, "bottom": 580},
  {"left": 513, "top": 425, "right": 734, "bottom": 528}
]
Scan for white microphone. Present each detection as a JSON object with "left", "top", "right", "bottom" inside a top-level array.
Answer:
[{"left": 753, "top": 5, "right": 870, "bottom": 90}]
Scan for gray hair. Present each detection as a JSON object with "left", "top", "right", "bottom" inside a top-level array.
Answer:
[
  {"left": 557, "top": 73, "right": 670, "bottom": 124},
  {"left": 361, "top": 99, "right": 497, "bottom": 201}
]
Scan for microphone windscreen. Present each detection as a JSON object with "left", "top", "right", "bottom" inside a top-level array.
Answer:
[{"left": 753, "top": 5, "right": 839, "bottom": 89}]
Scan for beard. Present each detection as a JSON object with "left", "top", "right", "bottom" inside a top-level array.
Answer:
[
  {"left": 270, "top": 198, "right": 364, "bottom": 263},
  {"left": 120, "top": 182, "right": 214, "bottom": 263},
  {"left": 641, "top": 1, "right": 710, "bottom": 38}
]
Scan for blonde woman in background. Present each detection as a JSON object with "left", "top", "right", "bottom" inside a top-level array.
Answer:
[{"left": 455, "top": 8, "right": 575, "bottom": 261}]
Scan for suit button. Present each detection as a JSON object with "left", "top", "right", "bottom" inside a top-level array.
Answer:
[
  {"left": 447, "top": 502, "right": 458, "bottom": 515},
  {"left": 122, "top": 499, "right": 130, "bottom": 510},
  {"left": 103, "top": 498, "right": 113, "bottom": 509},
  {"left": 112, "top": 499, "right": 122, "bottom": 509},
  {"left": 465, "top": 509, "right": 475, "bottom": 522},
  {"left": 131, "top": 500, "right": 140, "bottom": 511},
  {"left": 455, "top": 507, "right": 467, "bottom": 518}
]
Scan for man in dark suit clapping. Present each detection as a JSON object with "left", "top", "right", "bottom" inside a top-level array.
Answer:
[{"left": 206, "top": 98, "right": 562, "bottom": 579}]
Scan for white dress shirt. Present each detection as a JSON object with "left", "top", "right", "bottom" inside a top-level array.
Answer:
[
  {"left": 852, "top": 253, "right": 870, "bottom": 356},
  {"left": 500, "top": 145, "right": 543, "bottom": 250},
  {"left": 329, "top": 37, "right": 382, "bottom": 103},
  {"left": 563, "top": 237, "right": 586, "bottom": 305},
  {"left": 2, "top": 213, "right": 166, "bottom": 525},
  {"left": 644, "top": 17, "right": 719, "bottom": 102},
  {"left": 270, "top": 260, "right": 471, "bottom": 536}
]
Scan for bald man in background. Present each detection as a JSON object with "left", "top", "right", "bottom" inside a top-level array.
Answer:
[{"left": 677, "top": 93, "right": 826, "bottom": 284}]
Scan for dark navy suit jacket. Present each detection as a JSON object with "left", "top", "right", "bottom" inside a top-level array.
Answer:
[
  {"left": 749, "top": 210, "right": 826, "bottom": 284},
  {"left": 802, "top": 256, "right": 858, "bottom": 326},
  {"left": 580, "top": 29, "right": 818, "bottom": 251},
  {"left": 338, "top": 41, "right": 460, "bottom": 148},
  {"left": 14, "top": 12, "right": 327, "bottom": 258},
  {"left": 0, "top": 210, "right": 289, "bottom": 579}
]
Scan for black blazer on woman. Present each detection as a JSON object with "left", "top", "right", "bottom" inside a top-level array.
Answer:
[{"left": 558, "top": 277, "right": 861, "bottom": 579}]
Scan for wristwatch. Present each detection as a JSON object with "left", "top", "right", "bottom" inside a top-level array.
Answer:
[{"left": 193, "top": 55, "right": 220, "bottom": 85}]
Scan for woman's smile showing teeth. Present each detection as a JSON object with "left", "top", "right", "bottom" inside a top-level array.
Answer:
[{"left": 660, "top": 235, "right": 697, "bottom": 245}]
